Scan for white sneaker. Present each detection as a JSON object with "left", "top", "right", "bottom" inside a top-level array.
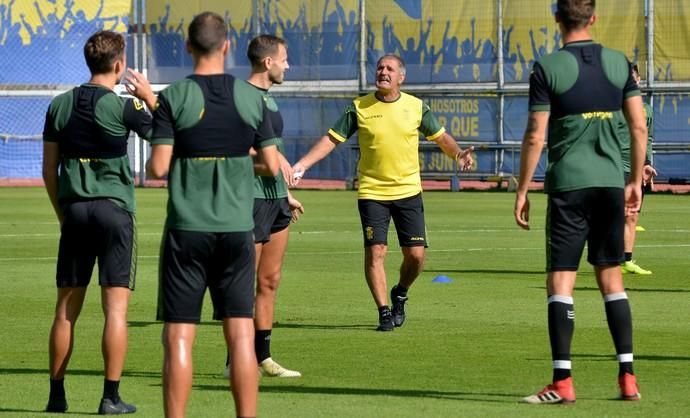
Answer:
[{"left": 259, "top": 358, "right": 302, "bottom": 377}]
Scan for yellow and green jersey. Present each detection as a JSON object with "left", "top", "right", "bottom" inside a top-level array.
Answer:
[{"left": 328, "top": 91, "right": 444, "bottom": 200}]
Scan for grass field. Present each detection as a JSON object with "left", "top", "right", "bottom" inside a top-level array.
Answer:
[{"left": 0, "top": 187, "right": 688, "bottom": 417}]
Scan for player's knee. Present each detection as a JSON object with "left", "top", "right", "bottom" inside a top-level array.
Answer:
[{"left": 257, "top": 271, "right": 281, "bottom": 293}]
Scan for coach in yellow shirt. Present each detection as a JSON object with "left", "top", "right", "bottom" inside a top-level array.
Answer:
[{"left": 292, "top": 54, "right": 474, "bottom": 331}]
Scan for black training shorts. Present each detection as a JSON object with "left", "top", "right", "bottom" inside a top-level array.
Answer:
[
  {"left": 157, "top": 229, "right": 255, "bottom": 323},
  {"left": 357, "top": 193, "right": 427, "bottom": 247},
  {"left": 546, "top": 187, "right": 625, "bottom": 271},
  {"left": 253, "top": 197, "right": 292, "bottom": 244},
  {"left": 56, "top": 199, "right": 136, "bottom": 289}
]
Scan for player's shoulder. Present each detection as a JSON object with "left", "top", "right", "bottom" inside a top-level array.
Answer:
[
  {"left": 160, "top": 77, "right": 202, "bottom": 103},
  {"left": 399, "top": 91, "right": 423, "bottom": 106},
  {"left": 48, "top": 88, "right": 74, "bottom": 111},
  {"left": 353, "top": 91, "right": 377, "bottom": 107}
]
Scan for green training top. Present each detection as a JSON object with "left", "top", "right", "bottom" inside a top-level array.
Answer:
[
  {"left": 151, "top": 74, "right": 278, "bottom": 232},
  {"left": 619, "top": 102, "right": 654, "bottom": 172},
  {"left": 43, "top": 83, "right": 152, "bottom": 213},
  {"left": 529, "top": 41, "right": 641, "bottom": 193},
  {"left": 252, "top": 86, "right": 288, "bottom": 200}
]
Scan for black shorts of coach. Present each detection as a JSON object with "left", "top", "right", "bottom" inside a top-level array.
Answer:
[
  {"left": 546, "top": 187, "right": 625, "bottom": 271},
  {"left": 56, "top": 199, "right": 136, "bottom": 289},
  {"left": 157, "top": 229, "right": 255, "bottom": 323},
  {"left": 253, "top": 197, "right": 292, "bottom": 244},
  {"left": 358, "top": 193, "right": 428, "bottom": 248}
]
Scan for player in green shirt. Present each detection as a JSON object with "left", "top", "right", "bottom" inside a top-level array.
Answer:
[
  {"left": 129, "top": 12, "right": 280, "bottom": 418},
  {"left": 515, "top": 0, "right": 646, "bottom": 404},
  {"left": 222, "top": 34, "right": 303, "bottom": 379},
  {"left": 620, "top": 64, "right": 657, "bottom": 275},
  {"left": 42, "top": 30, "right": 153, "bottom": 415}
]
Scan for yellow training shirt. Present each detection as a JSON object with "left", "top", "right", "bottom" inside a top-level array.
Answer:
[{"left": 328, "top": 92, "right": 445, "bottom": 200}]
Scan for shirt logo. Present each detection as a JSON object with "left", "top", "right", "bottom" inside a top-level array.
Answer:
[{"left": 132, "top": 98, "right": 144, "bottom": 111}]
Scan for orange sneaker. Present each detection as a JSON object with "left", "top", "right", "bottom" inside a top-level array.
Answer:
[
  {"left": 522, "top": 377, "right": 576, "bottom": 404},
  {"left": 619, "top": 373, "right": 641, "bottom": 400}
]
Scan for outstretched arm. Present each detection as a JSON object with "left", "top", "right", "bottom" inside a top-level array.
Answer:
[
  {"left": 515, "top": 111, "right": 548, "bottom": 230},
  {"left": 434, "top": 132, "right": 474, "bottom": 171},
  {"left": 291, "top": 134, "right": 339, "bottom": 186}
]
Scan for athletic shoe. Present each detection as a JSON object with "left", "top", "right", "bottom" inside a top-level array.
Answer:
[
  {"left": 635, "top": 225, "right": 646, "bottom": 232},
  {"left": 621, "top": 260, "right": 652, "bottom": 275},
  {"left": 97, "top": 397, "right": 136, "bottom": 415},
  {"left": 377, "top": 307, "right": 395, "bottom": 331},
  {"left": 45, "top": 397, "right": 68, "bottom": 413},
  {"left": 390, "top": 286, "right": 409, "bottom": 327},
  {"left": 521, "top": 377, "right": 576, "bottom": 404},
  {"left": 259, "top": 358, "right": 302, "bottom": 377},
  {"left": 619, "top": 373, "right": 641, "bottom": 400}
]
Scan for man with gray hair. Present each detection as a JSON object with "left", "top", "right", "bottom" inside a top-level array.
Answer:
[{"left": 292, "top": 54, "right": 474, "bottom": 331}]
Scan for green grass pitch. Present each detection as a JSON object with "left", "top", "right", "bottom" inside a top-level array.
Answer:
[{"left": 0, "top": 187, "right": 688, "bottom": 417}]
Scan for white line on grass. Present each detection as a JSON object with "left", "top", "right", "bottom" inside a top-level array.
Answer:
[
  {"left": 5, "top": 228, "right": 690, "bottom": 239},
  {"left": 2, "top": 243, "right": 690, "bottom": 261}
]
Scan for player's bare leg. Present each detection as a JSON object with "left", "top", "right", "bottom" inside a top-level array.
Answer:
[
  {"left": 46, "top": 287, "right": 87, "bottom": 411},
  {"left": 622, "top": 211, "right": 651, "bottom": 274},
  {"left": 162, "top": 323, "right": 196, "bottom": 418},
  {"left": 224, "top": 317, "right": 258, "bottom": 417},
  {"left": 365, "top": 244, "right": 395, "bottom": 330},
  {"left": 399, "top": 246, "right": 425, "bottom": 289},
  {"left": 49, "top": 287, "right": 87, "bottom": 379},
  {"left": 255, "top": 227, "right": 289, "bottom": 331},
  {"left": 390, "top": 246, "right": 425, "bottom": 327},
  {"left": 254, "top": 227, "right": 300, "bottom": 376},
  {"left": 364, "top": 244, "right": 389, "bottom": 308},
  {"left": 101, "top": 287, "right": 130, "bottom": 380}
]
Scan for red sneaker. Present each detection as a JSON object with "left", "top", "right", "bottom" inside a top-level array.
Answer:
[
  {"left": 522, "top": 377, "right": 576, "bottom": 404},
  {"left": 619, "top": 373, "right": 641, "bottom": 400}
]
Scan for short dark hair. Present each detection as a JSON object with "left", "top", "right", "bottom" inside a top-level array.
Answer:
[
  {"left": 247, "top": 34, "right": 286, "bottom": 68},
  {"left": 557, "top": 0, "right": 595, "bottom": 31},
  {"left": 376, "top": 54, "right": 406, "bottom": 75},
  {"left": 83, "top": 30, "right": 125, "bottom": 75},
  {"left": 187, "top": 11, "right": 227, "bottom": 54}
]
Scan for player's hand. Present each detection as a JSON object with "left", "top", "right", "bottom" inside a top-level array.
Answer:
[
  {"left": 290, "top": 162, "right": 306, "bottom": 187},
  {"left": 124, "top": 69, "right": 156, "bottom": 110},
  {"left": 288, "top": 194, "right": 304, "bottom": 223},
  {"left": 514, "top": 192, "right": 530, "bottom": 230},
  {"left": 280, "top": 157, "right": 294, "bottom": 186},
  {"left": 456, "top": 146, "right": 475, "bottom": 172},
  {"left": 642, "top": 164, "right": 657, "bottom": 187},
  {"left": 624, "top": 182, "right": 642, "bottom": 216}
]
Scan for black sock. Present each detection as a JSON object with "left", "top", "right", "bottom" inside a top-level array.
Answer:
[
  {"left": 625, "top": 252, "right": 632, "bottom": 262},
  {"left": 393, "top": 284, "right": 408, "bottom": 297},
  {"left": 49, "top": 378, "right": 65, "bottom": 400},
  {"left": 378, "top": 305, "right": 390, "bottom": 314},
  {"left": 604, "top": 293, "right": 634, "bottom": 377},
  {"left": 225, "top": 352, "right": 230, "bottom": 367},
  {"left": 103, "top": 379, "right": 120, "bottom": 402},
  {"left": 548, "top": 295, "right": 574, "bottom": 382},
  {"left": 255, "top": 329, "right": 272, "bottom": 364}
]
